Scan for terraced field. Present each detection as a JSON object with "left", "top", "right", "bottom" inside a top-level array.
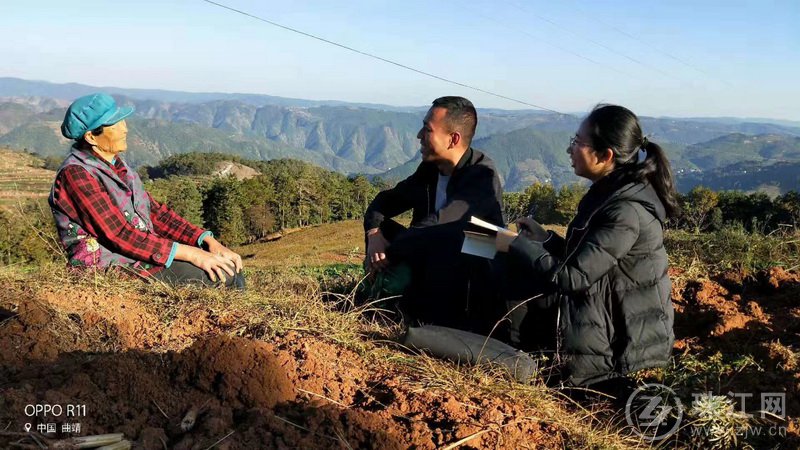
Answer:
[{"left": 0, "top": 147, "right": 54, "bottom": 209}]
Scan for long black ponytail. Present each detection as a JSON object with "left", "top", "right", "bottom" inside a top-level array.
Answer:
[{"left": 585, "top": 104, "right": 680, "bottom": 218}]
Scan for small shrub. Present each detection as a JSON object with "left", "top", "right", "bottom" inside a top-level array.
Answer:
[
  {"left": 687, "top": 394, "right": 752, "bottom": 449},
  {"left": 665, "top": 352, "right": 760, "bottom": 394},
  {"left": 42, "top": 155, "right": 63, "bottom": 171},
  {"left": 0, "top": 199, "right": 62, "bottom": 265}
]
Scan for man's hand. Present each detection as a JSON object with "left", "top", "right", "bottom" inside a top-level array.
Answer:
[
  {"left": 366, "top": 228, "right": 391, "bottom": 272},
  {"left": 515, "top": 217, "right": 548, "bottom": 241},
  {"left": 204, "top": 236, "right": 243, "bottom": 273}
]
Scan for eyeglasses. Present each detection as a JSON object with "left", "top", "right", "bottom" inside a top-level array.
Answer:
[{"left": 569, "top": 135, "right": 593, "bottom": 149}]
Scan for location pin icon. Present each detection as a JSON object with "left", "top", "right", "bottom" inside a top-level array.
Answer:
[{"left": 24, "top": 423, "right": 31, "bottom": 432}]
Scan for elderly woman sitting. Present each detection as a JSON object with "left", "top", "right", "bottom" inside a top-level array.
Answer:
[{"left": 49, "top": 93, "right": 244, "bottom": 288}]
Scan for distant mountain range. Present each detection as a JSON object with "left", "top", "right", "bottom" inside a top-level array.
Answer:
[
  {"left": 678, "top": 161, "right": 800, "bottom": 196},
  {"left": 1, "top": 77, "right": 799, "bottom": 193}
]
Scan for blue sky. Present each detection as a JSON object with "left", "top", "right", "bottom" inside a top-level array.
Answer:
[{"left": 2, "top": 0, "right": 798, "bottom": 120}]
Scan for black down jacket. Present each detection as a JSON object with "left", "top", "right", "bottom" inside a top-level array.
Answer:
[
  {"left": 363, "top": 146, "right": 504, "bottom": 259},
  {"left": 508, "top": 172, "right": 674, "bottom": 386},
  {"left": 364, "top": 147, "right": 504, "bottom": 232}
]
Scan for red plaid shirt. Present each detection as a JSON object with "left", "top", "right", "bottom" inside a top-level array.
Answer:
[{"left": 51, "top": 155, "right": 206, "bottom": 272}]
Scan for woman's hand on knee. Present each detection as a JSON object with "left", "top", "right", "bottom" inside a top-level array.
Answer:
[
  {"left": 203, "top": 237, "right": 243, "bottom": 273},
  {"left": 175, "top": 244, "right": 236, "bottom": 282}
]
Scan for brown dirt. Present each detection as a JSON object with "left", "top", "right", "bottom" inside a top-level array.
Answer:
[
  {"left": 671, "top": 266, "right": 800, "bottom": 444},
  {"left": 0, "top": 279, "right": 563, "bottom": 449},
  {"left": 8, "top": 249, "right": 797, "bottom": 447}
]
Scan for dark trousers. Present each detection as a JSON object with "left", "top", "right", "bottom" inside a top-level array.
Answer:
[
  {"left": 150, "top": 261, "right": 246, "bottom": 290},
  {"left": 380, "top": 220, "right": 507, "bottom": 337},
  {"left": 501, "top": 251, "right": 559, "bottom": 350},
  {"left": 563, "top": 377, "right": 638, "bottom": 407}
]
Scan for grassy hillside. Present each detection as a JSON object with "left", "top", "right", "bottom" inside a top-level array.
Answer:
[
  {"left": 0, "top": 147, "right": 54, "bottom": 209},
  {"left": 241, "top": 220, "right": 366, "bottom": 269}
]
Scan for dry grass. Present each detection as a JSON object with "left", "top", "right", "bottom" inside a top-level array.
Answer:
[
  {"left": 240, "top": 220, "right": 366, "bottom": 269},
  {"left": 0, "top": 176, "right": 648, "bottom": 449},
  {"left": 665, "top": 227, "right": 800, "bottom": 275},
  {"left": 242, "top": 220, "right": 569, "bottom": 270},
  {"left": 395, "top": 349, "right": 642, "bottom": 449},
  {"left": 0, "top": 255, "right": 640, "bottom": 449}
]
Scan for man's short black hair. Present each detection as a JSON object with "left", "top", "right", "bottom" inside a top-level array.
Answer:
[{"left": 431, "top": 96, "right": 477, "bottom": 147}]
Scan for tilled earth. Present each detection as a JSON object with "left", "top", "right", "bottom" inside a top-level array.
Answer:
[
  {"left": 0, "top": 279, "right": 563, "bottom": 449},
  {"left": 670, "top": 266, "right": 800, "bottom": 444},
  {"left": 2, "top": 265, "right": 799, "bottom": 449}
]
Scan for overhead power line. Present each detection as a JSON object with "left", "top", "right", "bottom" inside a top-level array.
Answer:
[
  {"left": 200, "top": 0, "right": 569, "bottom": 115},
  {"left": 457, "top": 1, "right": 639, "bottom": 81},
  {"left": 565, "top": 0, "right": 724, "bottom": 84},
  {"left": 507, "top": 1, "right": 682, "bottom": 82}
]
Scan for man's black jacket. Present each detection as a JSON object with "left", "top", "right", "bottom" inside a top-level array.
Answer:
[{"left": 364, "top": 147, "right": 503, "bottom": 258}]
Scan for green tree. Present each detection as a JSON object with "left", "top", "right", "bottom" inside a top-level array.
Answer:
[
  {"left": 681, "top": 186, "right": 720, "bottom": 233},
  {"left": 350, "top": 175, "right": 376, "bottom": 218},
  {"left": 555, "top": 184, "right": 587, "bottom": 225},
  {"left": 203, "top": 177, "right": 247, "bottom": 246},
  {"left": 239, "top": 175, "right": 277, "bottom": 237},
  {"left": 502, "top": 192, "right": 528, "bottom": 224},
  {"left": 262, "top": 159, "right": 333, "bottom": 227},
  {"left": 523, "top": 182, "right": 558, "bottom": 224},
  {"left": 270, "top": 168, "right": 298, "bottom": 229},
  {"left": 327, "top": 176, "right": 353, "bottom": 221},
  {"left": 42, "top": 155, "right": 63, "bottom": 171},
  {"left": 0, "top": 199, "right": 61, "bottom": 265},
  {"left": 149, "top": 152, "right": 246, "bottom": 178},
  {"left": 775, "top": 191, "right": 800, "bottom": 230},
  {"left": 243, "top": 203, "right": 275, "bottom": 241},
  {"left": 147, "top": 177, "right": 204, "bottom": 227},
  {"left": 716, "top": 190, "right": 751, "bottom": 227},
  {"left": 744, "top": 192, "right": 775, "bottom": 233}
]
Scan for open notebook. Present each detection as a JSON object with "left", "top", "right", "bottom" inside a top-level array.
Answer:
[{"left": 460, "top": 216, "right": 512, "bottom": 259}]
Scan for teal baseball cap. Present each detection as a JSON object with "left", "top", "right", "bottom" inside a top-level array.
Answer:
[{"left": 61, "top": 93, "right": 134, "bottom": 140}]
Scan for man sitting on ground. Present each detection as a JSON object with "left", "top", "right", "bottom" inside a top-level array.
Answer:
[{"left": 364, "top": 96, "right": 504, "bottom": 331}]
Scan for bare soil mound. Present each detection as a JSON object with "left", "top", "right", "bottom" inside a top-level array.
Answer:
[
  {"left": 671, "top": 266, "right": 800, "bottom": 440},
  {"left": 0, "top": 279, "right": 563, "bottom": 449}
]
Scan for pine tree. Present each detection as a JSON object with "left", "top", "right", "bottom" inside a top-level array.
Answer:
[{"left": 203, "top": 178, "right": 247, "bottom": 246}]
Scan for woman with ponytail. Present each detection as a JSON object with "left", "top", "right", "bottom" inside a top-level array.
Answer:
[{"left": 495, "top": 104, "right": 678, "bottom": 396}]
